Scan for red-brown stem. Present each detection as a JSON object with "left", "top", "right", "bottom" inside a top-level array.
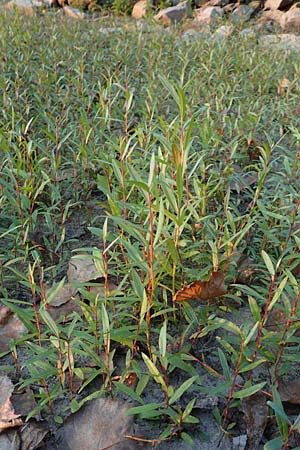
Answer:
[
  {"left": 41, "top": 380, "right": 53, "bottom": 414},
  {"left": 223, "top": 342, "right": 245, "bottom": 425},
  {"left": 57, "top": 334, "right": 64, "bottom": 388},
  {"left": 284, "top": 422, "right": 296, "bottom": 450},
  {"left": 29, "top": 267, "right": 41, "bottom": 341},
  {"left": 160, "top": 361, "right": 170, "bottom": 408}
]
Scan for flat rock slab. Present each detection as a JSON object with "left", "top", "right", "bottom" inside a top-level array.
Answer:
[
  {"left": 61, "top": 398, "right": 145, "bottom": 450},
  {"left": 259, "top": 32, "right": 300, "bottom": 50}
]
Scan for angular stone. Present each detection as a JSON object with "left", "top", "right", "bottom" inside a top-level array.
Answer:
[
  {"left": 214, "top": 24, "right": 234, "bottom": 37},
  {"left": 154, "top": 1, "right": 193, "bottom": 25},
  {"left": 231, "top": 4, "right": 254, "bottom": 21},
  {"left": 63, "top": 5, "right": 85, "bottom": 18},
  {"left": 280, "top": 6, "right": 300, "bottom": 30},
  {"left": 258, "top": 8, "right": 284, "bottom": 23},
  {"left": 132, "top": 0, "right": 152, "bottom": 19},
  {"left": 3, "top": 0, "right": 44, "bottom": 15},
  {"left": 194, "top": 5, "right": 224, "bottom": 23},
  {"left": 239, "top": 27, "right": 256, "bottom": 37},
  {"left": 264, "top": 0, "right": 293, "bottom": 9},
  {"left": 259, "top": 33, "right": 300, "bottom": 51},
  {"left": 207, "top": 0, "right": 229, "bottom": 6}
]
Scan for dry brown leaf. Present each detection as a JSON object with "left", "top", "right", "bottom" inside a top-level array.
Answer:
[
  {"left": 241, "top": 391, "right": 268, "bottom": 450},
  {"left": 235, "top": 255, "right": 256, "bottom": 285},
  {"left": 0, "top": 376, "right": 23, "bottom": 432},
  {"left": 0, "top": 304, "right": 26, "bottom": 353},
  {"left": 278, "top": 379, "right": 300, "bottom": 404},
  {"left": 246, "top": 139, "right": 261, "bottom": 162},
  {"left": 173, "top": 271, "right": 227, "bottom": 302},
  {"left": 278, "top": 76, "right": 292, "bottom": 95},
  {"left": 19, "top": 420, "right": 48, "bottom": 450},
  {"left": 61, "top": 398, "right": 143, "bottom": 450},
  {"left": 0, "top": 430, "right": 20, "bottom": 450}
]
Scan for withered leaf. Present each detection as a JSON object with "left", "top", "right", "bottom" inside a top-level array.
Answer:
[
  {"left": 19, "top": 420, "right": 48, "bottom": 450},
  {"left": 0, "top": 304, "right": 26, "bottom": 353},
  {"left": 0, "top": 430, "right": 20, "bottom": 450},
  {"left": 0, "top": 376, "right": 23, "bottom": 432},
  {"left": 173, "top": 271, "right": 227, "bottom": 302}
]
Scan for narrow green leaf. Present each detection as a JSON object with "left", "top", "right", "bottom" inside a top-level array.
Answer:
[
  {"left": 142, "top": 353, "right": 167, "bottom": 391},
  {"left": 125, "top": 402, "right": 164, "bottom": 416},
  {"left": 248, "top": 296, "right": 261, "bottom": 322},
  {"left": 218, "top": 348, "right": 231, "bottom": 381},
  {"left": 181, "top": 432, "right": 195, "bottom": 448},
  {"left": 113, "top": 381, "right": 143, "bottom": 405},
  {"left": 262, "top": 250, "right": 275, "bottom": 277},
  {"left": 232, "top": 381, "right": 266, "bottom": 399},
  {"left": 169, "top": 376, "right": 198, "bottom": 405},
  {"left": 159, "top": 320, "right": 167, "bottom": 359},
  {"left": 39, "top": 308, "right": 60, "bottom": 337},
  {"left": 263, "top": 438, "right": 284, "bottom": 450},
  {"left": 267, "top": 401, "right": 290, "bottom": 424}
]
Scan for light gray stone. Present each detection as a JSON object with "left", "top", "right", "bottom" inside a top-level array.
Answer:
[
  {"left": 194, "top": 5, "right": 224, "bottom": 23},
  {"left": 264, "top": 0, "right": 293, "bottom": 9},
  {"left": 231, "top": 4, "right": 254, "bottom": 22},
  {"left": 132, "top": 0, "right": 152, "bottom": 19},
  {"left": 239, "top": 27, "right": 256, "bottom": 37},
  {"left": 258, "top": 8, "right": 284, "bottom": 23},
  {"left": 63, "top": 5, "right": 85, "bottom": 18},
  {"left": 3, "top": 0, "right": 44, "bottom": 15},
  {"left": 214, "top": 24, "right": 234, "bottom": 37},
  {"left": 259, "top": 33, "right": 300, "bottom": 50},
  {"left": 280, "top": 6, "right": 300, "bottom": 30},
  {"left": 154, "top": 0, "right": 193, "bottom": 25}
]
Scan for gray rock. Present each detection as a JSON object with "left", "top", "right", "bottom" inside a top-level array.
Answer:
[
  {"left": 231, "top": 4, "right": 254, "bottom": 21},
  {"left": 258, "top": 8, "right": 284, "bottom": 23},
  {"left": 214, "top": 24, "right": 234, "bottom": 37},
  {"left": 280, "top": 5, "right": 300, "bottom": 30},
  {"left": 132, "top": 0, "right": 152, "bottom": 19},
  {"left": 239, "top": 27, "right": 256, "bottom": 36},
  {"left": 63, "top": 5, "right": 85, "bottom": 18},
  {"left": 232, "top": 435, "right": 247, "bottom": 450},
  {"left": 194, "top": 5, "right": 224, "bottom": 23},
  {"left": 223, "top": 2, "right": 235, "bottom": 12},
  {"left": 154, "top": 0, "right": 193, "bottom": 25},
  {"left": 3, "top": 0, "right": 44, "bottom": 15},
  {"left": 206, "top": 0, "right": 229, "bottom": 6},
  {"left": 259, "top": 33, "right": 300, "bottom": 50},
  {"left": 180, "top": 26, "right": 210, "bottom": 40},
  {"left": 264, "top": 0, "right": 293, "bottom": 9}
]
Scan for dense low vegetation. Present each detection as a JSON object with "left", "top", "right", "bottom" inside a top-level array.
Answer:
[{"left": 1, "top": 10, "right": 300, "bottom": 449}]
